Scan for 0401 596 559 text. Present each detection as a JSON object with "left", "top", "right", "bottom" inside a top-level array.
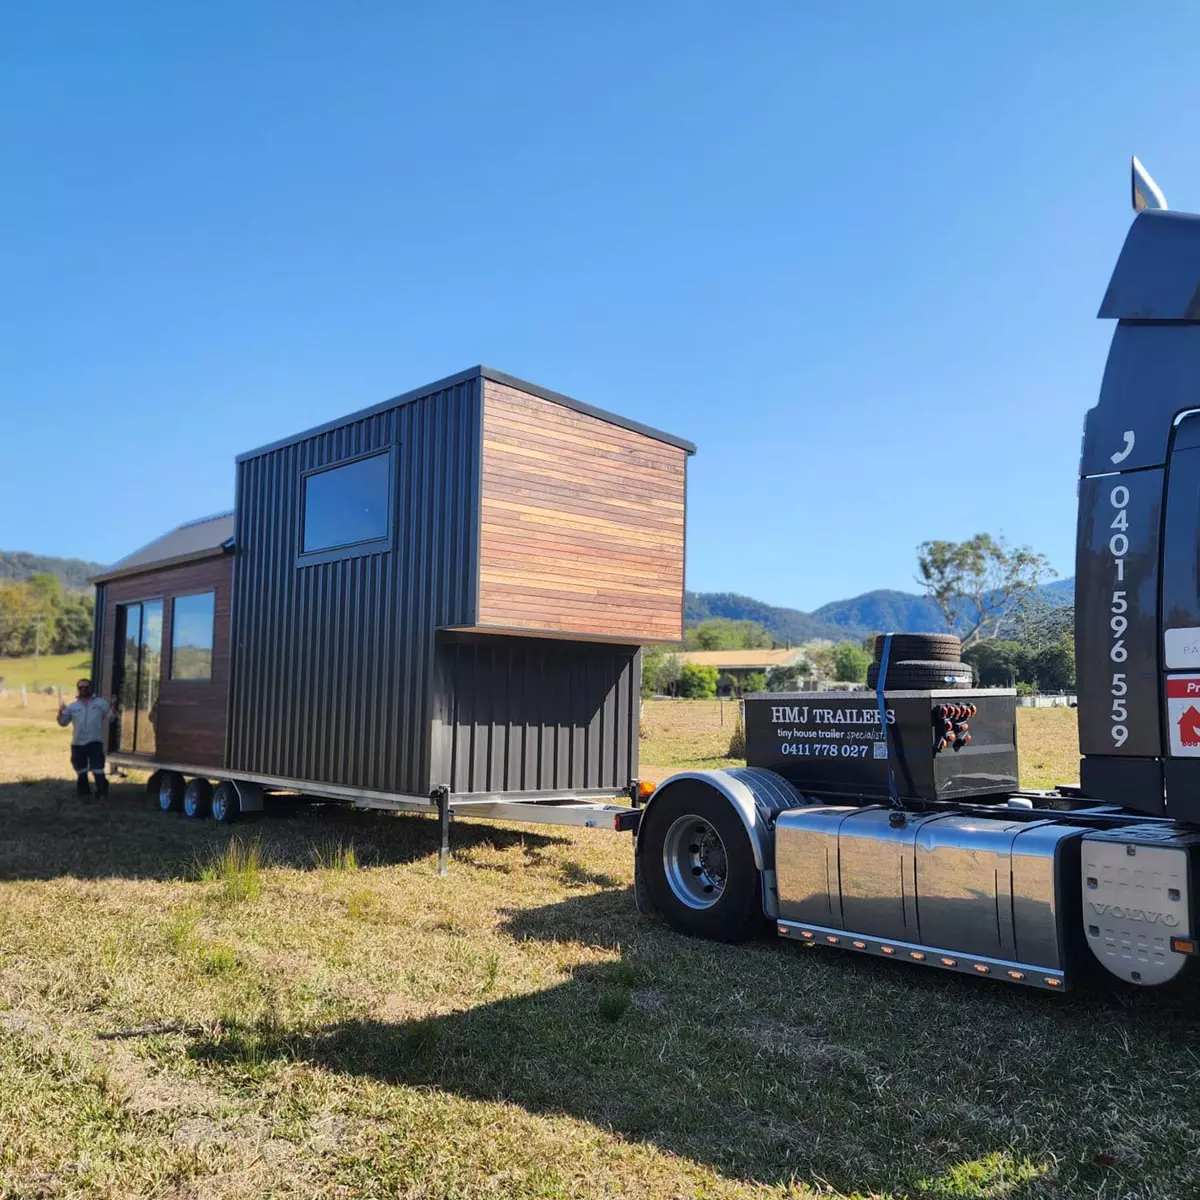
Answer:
[{"left": 1108, "top": 483, "right": 1130, "bottom": 748}]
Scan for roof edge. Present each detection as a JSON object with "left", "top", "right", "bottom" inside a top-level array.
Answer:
[
  {"left": 90, "top": 542, "right": 232, "bottom": 586},
  {"left": 235, "top": 365, "right": 697, "bottom": 464}
]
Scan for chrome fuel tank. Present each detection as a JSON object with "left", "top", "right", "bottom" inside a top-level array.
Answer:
[{"left": 775, "top": 806, "right": 1085, "bottom": 986}]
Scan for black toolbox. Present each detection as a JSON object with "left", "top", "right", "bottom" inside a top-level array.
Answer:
[{"left": 744, "top": 689, "right": 1018, "bottom": 802}]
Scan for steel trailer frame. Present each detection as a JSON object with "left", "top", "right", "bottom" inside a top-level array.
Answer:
[{"left": 109, "top": 752, "right": 641, "bottom": 875}]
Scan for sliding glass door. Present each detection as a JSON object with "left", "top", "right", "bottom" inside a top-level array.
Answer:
[{"left": 115, "top": 599, "right": 163, "bottom": 755}]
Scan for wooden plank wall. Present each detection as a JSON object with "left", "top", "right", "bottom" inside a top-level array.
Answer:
[
  {"left": 478, "top": 379, "right": 686, "bottom": 643},
  {"left": 98, "top": 555, "right": 232, "bottom": 767}
]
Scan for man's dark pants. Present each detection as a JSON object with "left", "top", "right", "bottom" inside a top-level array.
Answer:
[{"left": 70, "top": 742, "right": 108, "bottom": 798}]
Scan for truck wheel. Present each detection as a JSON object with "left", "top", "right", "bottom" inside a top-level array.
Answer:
[
  {"left": 873, "top": 634, "right": 962, "bottom": 664},
  {"left": 868, "top": 659, "right": 974, "bottom": 689},
  {"left": 211, "top": 781, "right": 240, "bottom": 824},
  {"left": 158, "top": 772, "right": 185, "bottom": 813},
  {"left": 639, "top": 780, "right": 761, "bottom": 941},
  {"left": 183, "top": 778, "right": 212, "bottom": 819}
]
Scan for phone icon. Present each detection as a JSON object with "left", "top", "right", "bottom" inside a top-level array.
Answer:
[{"left": 1111, "top": 431, "right": 1135, "bottom": 465}]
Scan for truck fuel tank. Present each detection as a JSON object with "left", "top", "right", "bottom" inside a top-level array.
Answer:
[{"left": 775, "top": 805, "right": 1084, "bottom": 989}]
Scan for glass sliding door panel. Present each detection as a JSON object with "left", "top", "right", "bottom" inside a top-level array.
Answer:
[
  {"left": 118, "top": 605, "right": 140, "bottom": 753},
  {"left": 136, "top": 600, "right": 163, "bottom": 755}
]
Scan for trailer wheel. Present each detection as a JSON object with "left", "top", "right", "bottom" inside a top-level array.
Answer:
[
  {"left": 183, "top": 778, "right": 212, "bottom": 819},
  {"left": 639, "top": 780, "right": 761, "bottom": 941},
  {"left": 211, "top": 781, "right": 240, "bottom": 824},
  {"left": 158, "top": 772, "right": 185, "bottom": 813}
]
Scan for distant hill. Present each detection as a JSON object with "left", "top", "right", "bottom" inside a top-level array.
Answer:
[
  {"left": 687, "top": 578, "right": 1075, "bottom": 644},
  {"left": 685, "top": 592, "right": 853, "bottom": 643},
  {"left": 812, "top": 589, "right": 943, "bottom": 634},
  {"left": 0, "top": 550, "right": 107, "bottom": 591}
]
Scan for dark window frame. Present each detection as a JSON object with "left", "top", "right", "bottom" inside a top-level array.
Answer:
[
  {"left": 169, "top": 590, "right": 217, "bottom": 683},
  {"left": 297, "top": 445, "right": 396, "bottom": 567}
]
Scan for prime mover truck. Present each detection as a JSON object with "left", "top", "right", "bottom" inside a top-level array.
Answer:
[{"left": 631, "top": 160, "right": 1200, "bottom": 992}]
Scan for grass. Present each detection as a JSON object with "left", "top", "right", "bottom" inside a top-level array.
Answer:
[
  {"left": 6, "top": 691, "right": 1199, "bottom": 1199},
  {"left": 0, "top": 651, "right": 94, "bottom": 693}
]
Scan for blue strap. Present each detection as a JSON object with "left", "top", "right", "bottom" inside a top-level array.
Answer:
[{"left": 875, "top": 634, "right": 900, "bottom": 807}]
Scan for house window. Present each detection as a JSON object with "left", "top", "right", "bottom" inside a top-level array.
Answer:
[
  {"left": 171, "top": 592, "right": 215, "bottom": 681},
  {"left": 302, "top": 451, "right": 392, "bottom": 555}
]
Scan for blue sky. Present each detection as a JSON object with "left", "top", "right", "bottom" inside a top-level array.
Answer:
[{"left": 3, "top": 3, "right": 1198, "bottom": 611}]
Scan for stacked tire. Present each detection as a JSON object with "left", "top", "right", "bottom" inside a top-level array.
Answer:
[{"left": 867, "top": 633, "right": 973, "bottom": 690}]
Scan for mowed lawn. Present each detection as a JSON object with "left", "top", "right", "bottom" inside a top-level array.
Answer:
[
  {"left": 3, "top": 694, "right": 1200, "bottom": 1199},
  {"left": 0, "top": 652, "right": 93, "bottom": 694}
]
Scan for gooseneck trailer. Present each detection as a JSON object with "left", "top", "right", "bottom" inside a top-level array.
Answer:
[{"left": 634, "top": 160, "right": 1200, "bottom": 991}]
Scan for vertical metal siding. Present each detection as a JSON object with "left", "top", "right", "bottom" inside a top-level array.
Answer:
[
  {"left": 435, "top": 635, "right": 639, "bottom": 794},
  {"left": 227, "top": 378, "right": 481, "bottom": 795}
]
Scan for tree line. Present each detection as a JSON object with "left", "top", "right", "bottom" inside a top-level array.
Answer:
[
  {"left": 0, "top": 574, "right": 94, "bottom": 657},
  {"left": 645, "top": 533, "right": 1075, "bottom": 699}
]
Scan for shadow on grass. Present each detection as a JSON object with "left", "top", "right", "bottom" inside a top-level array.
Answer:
[
  {"left": 0, "top": 777, "right": 566, "bottom": 882},
  {"left": 184, "top": 888, "right": 1200, "bottom": 1196}
]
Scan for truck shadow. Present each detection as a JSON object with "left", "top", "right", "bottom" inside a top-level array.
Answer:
[
  {"left": 0, "top": 777, "right": 565, "bottom": 881},
  {"left": 185, "top": 888, "right": 1200, "bottom": 1195}
]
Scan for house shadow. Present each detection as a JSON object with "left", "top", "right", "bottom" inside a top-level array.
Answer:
[
  {"left": 0, "top": 776, "right": 565, "bottom": 882},
  {"left": 184, "top": 888, "right": 1200, "bottom": 1196}
]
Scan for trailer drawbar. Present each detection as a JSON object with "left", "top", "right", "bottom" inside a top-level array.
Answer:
[{"left": 633, "top": 158, "right": 1200, "bottom": 991}]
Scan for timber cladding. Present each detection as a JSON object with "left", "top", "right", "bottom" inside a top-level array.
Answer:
[
  {"left": 97, "top": 555, "right": 232, "bottom": 767},
  {"left": 478, "top": 379, "right": 687, "bottom": 643}
]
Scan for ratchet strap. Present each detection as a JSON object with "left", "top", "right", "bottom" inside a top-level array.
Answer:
[{"left": 875, "top": 633, "right": 901, "bottom": 808}]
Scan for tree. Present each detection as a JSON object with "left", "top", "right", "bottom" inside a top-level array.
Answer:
[
  {"left": 641, "top": 648, "right": 682, "bottom": 697},
  {"left": 741, "top": 671, "right": 767, "bottom": 695},
  {"left": 677, "top": 663, "right": 719, "bottom": 699},
  {"left": 684, "top": 619, "right": 774, "bottom": 651},
  {"left": 916, "top": 534, "right": 1053, "bottom": 646},
  {"left": 831, "top": 641, "right": 870, "bottom": 683},
  {"left": 767, "top": 663, "right": 811, "bottom": 691}
]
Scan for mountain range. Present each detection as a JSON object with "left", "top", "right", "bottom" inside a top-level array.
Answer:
[
  {"left": 686, "top": 578, "right": 1074, "bottom": 643},
  {"left": 0, "top": 551, "right": 107, "bottom": 591}
]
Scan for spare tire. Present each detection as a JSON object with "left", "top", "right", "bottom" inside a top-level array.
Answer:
[
  {"left": 868, "top": 658, "right": 974, "bottom": 690},
  {"left": 872, "top": 633, "right": 963, "bottom": 664}
]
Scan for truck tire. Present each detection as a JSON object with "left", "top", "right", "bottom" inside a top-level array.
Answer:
[
  {"left": 868, "top": 659, "right": 974, "bottom": 689},
  {"left": 158, "top": 772, "right": 185, "bottom": 813},
  {"left": 638, "top": 779, "right": 762, "bottom": 942},
  {"left": 183, "top": 778, "right": 212, "bottom": 819},
  {"left": 872, "top": 633, "right": 962, "bottom": 664}
]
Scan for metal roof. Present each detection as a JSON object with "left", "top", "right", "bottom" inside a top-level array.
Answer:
[
  {"left": 91, "top": 512, "right": 235, "bottom": 584},
  {"left": 235, "top": 365, "right": 697, "bottom": 463}
]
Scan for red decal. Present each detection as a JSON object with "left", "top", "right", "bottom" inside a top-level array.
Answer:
[
  {"left": 1167, "top": 677, "right": 1200, "bottom": 698},
  {"left": 1181, "top": 706, "right": 1200, "bottom": 747}
]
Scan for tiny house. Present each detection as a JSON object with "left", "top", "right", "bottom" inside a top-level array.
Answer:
[{"left": 91, "top": 367, "right": 692, "bottom": 826}]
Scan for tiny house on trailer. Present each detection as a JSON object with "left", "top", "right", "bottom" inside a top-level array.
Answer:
[{"left": 91, "top": 367, "right": 693, "bottom": 842}]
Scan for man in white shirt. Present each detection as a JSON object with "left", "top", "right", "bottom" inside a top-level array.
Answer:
[{"left": 57, "top": 678, "right": 118, "bottom": 799}]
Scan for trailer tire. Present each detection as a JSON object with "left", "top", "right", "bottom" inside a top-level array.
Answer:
[
  {"left": 639, "top": 780, "right": 762, "bottom": 942},
  {"left": 872, "top": 633, "right": 962, "bottom": 664},
  {"left": 183, "top": 778, "right": 212, "bottom": 819},
  {"left": 211, "top": 781, "right": 240, "bottom": 824},
  {"left": 158, "top": 772, "right": 185, "bottom": 813},
  {"left": 868, "top": 659, "right": 974, "bottom": 690}
]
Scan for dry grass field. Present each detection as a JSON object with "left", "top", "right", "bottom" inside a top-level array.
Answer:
[{"left": 3, "top": 692, "right": 1199, "bottom": 1199}]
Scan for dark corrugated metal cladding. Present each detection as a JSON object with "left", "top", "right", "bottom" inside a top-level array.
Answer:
[
  {"left": 227, "top": 378, "right": 481, "bottom": 795},
  {"left": 91, "top": 582, "right": 106, "bottom": 694},
  {"left": 433, "top": 635, "right": 640, "bottom": 794}
]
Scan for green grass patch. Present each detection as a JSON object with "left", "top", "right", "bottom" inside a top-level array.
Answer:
[
  {"left": 0, "top": 652, "right": 94, "bottom": 692},
  {"left": 194, "top": 837, "right": 264, "bottom": 903}
]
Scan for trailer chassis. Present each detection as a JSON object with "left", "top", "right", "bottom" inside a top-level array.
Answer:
[{"left": 108, "top": 753, "right": 642, "bottom": 875}]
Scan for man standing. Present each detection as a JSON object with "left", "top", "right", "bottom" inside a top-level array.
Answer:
[{"left": 57, "top": 679, "right": 118, "bottom": 799}]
